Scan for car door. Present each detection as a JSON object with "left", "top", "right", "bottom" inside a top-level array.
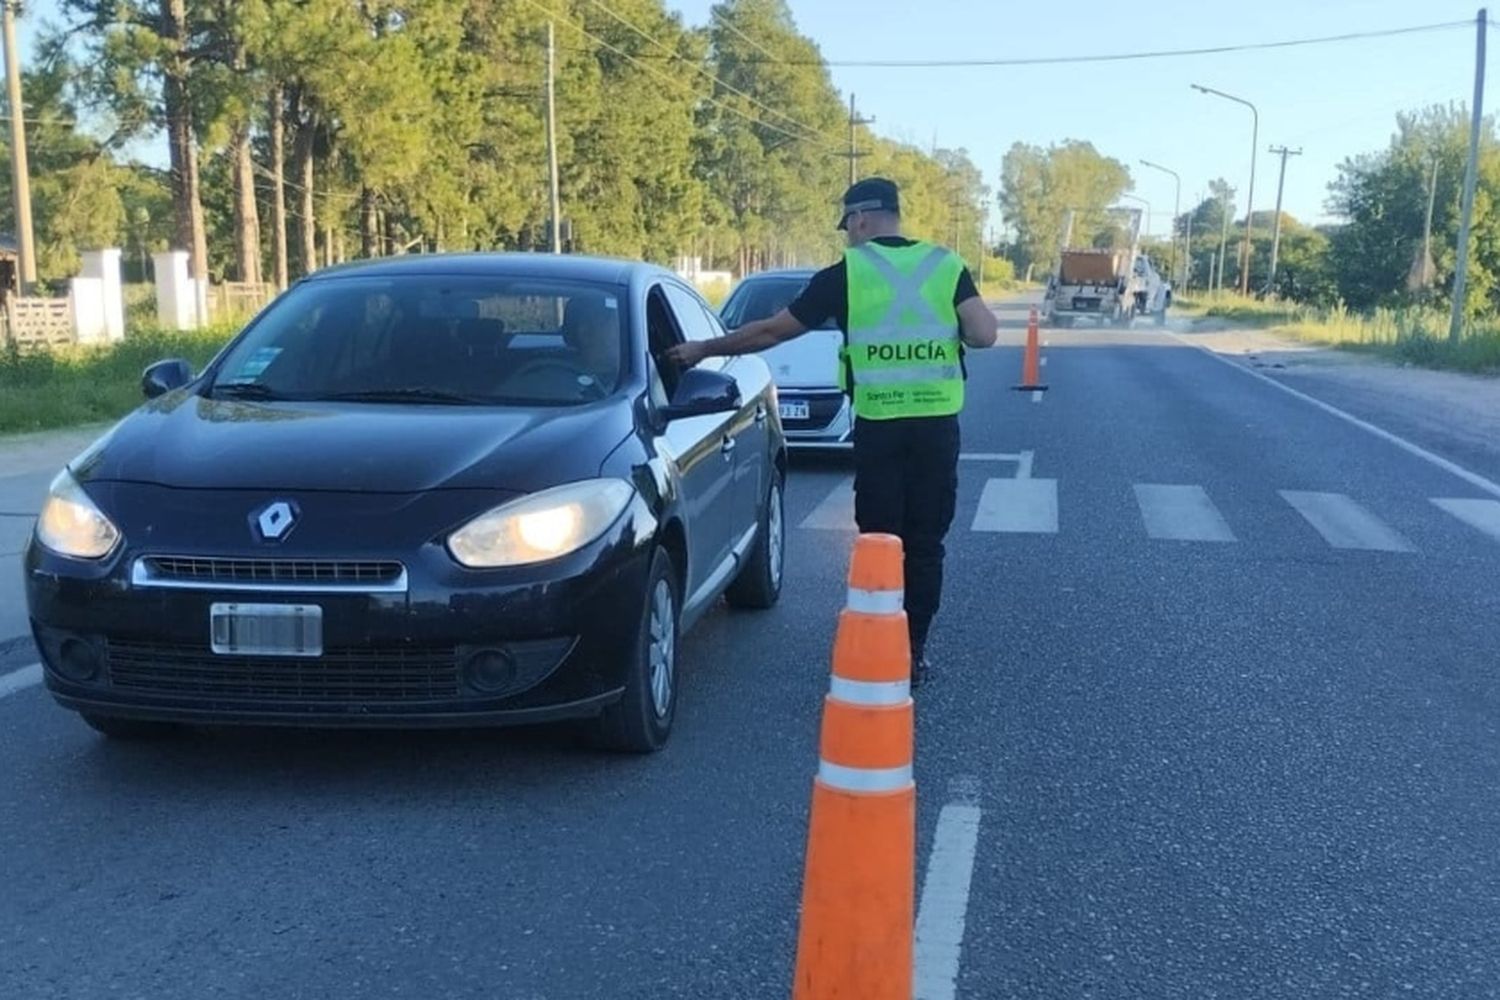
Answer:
[
  {"left": 646, "top": 284, "right": 738, "bottom": 607},
  {"left": 695, "top": 292, "right": 772, "bottom": 546}
]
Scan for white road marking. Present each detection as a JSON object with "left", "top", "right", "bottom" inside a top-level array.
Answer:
[
  {"left": 914, "top": 780, "right": 983, "bottom": 1000},
  {"left": 1134, "top": 484, "right": 1237, "bottom": 542},
  {"left": 1040, "top": 356, "right": 1048, "bottom": 367},
  {"left": 1280, "top": 491, "right": 1413, "bottom": 552},
  {"left": 972, "top": 478, "right": 1058, "bottom": 533},
  {"left": 800, "top": 478, "right": 855, "bottom": 531},
  {"left": 1015, "top": 450, "right": 1034, "bottom": 481},
  {"left": 1431, "top": 498, "right": 1500, "bottom": 542},
  {"left": 1171, "top": 333, "right": 1500, "bottom": 500},
  {"left": 0, "top": 664, "right": 43, "bottom": 700},
  {"left": 1031, "top": 390, "right": 1043, "bottom": 403},
  {"left": 958, "top": 452, "right": 1023, "bottom": 462}
]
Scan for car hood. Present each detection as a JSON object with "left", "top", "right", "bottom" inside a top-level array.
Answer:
[
  {"left": 758, "top": 330, "right": 843, "bottom": 389},
  {"left": 71, "top": 390, "right": 635, "bottom": 494}
]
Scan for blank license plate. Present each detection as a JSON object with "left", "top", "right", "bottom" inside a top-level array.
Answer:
[
  {"left": 779, "top": 400, "right": 810, "bottom": 420},
  {"left": 210, "top": 603, "right": 323, "bottom": 657}
]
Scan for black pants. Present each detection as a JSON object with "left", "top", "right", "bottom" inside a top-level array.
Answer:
[{"left": 851, "top": 415, "right": 960, "bottom": 651}]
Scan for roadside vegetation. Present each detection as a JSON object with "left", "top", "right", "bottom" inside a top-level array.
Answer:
[
  {"left": 1177, "top": 293, "right": 1500, "bottom": 374},
  {"left": 0, "top": 326, "right": 237, "bottom": 434}
]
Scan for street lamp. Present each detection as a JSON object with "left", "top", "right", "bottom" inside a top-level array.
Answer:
[
  {"left": 1139, "top": 159, "right": 1181, "bottom": 286},
  {"left": 1192, "top": 84, "right": 1258, "bottom": 296}
]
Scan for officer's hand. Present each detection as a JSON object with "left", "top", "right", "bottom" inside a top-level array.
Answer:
[{"left": 664, "top": 341, "right": 708, "bottom": 368}]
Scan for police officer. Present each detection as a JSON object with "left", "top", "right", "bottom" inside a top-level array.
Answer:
[{"left": 666, "top": 177, "right": 998, "bottom": 687}]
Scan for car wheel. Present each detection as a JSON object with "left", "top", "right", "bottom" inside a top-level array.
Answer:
[
  {"left": 80, "top": 713, "right": 182, "bottom": 741},
  {"left": 726, "top": 468, "right": 784, "bottom": 610},
  {"left": 593, "top": 548, "right": 679, "bottom": 753}
]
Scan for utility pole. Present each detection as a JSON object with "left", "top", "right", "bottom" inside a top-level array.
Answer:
[
  {"left": 843, "top": 93, "right": 874, "bottom": 186},
  {"left": 1265, "top": 145, "right": 1302, "bottom": 294},
  {"left": 546, "top": 21, "right": 562, "bottom": 254},
  {"left": 2, "top": 0, "right": 36, "bottom": 290},
  {"left": 1451, "top": 7, "right": 1486, "bottom": 342},
  {"left": 1184, "top": 193, "right": 1197, "bottom": 293},
  {"left": 1216, "top": 188, "right": 1231, "bottom": 294}
]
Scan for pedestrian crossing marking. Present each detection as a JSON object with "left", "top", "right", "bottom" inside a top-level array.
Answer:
[
  {"left": 971, "top": 478, "right": 1058, "bottom": 534},
  {"left": 1280, "top": 490, "right": 1413, "bottom": 552},
  {"left": 1134, "top": 484, "right": 1236, "bottom": 542},
  {"left": 800, "top": 478, "right": 855, "bottom": 531},
  {"left": 1431, "top": 498, "right": 1500, "bottom": 542},
  {"left": 795, "top": 478, "right": 1500, "bottom": 557}
]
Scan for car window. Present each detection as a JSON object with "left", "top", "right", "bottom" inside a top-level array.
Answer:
[
  {"left": 720, "top": 277, "right": 836, "bottom": 330},
  {"left": 645, "top": 285, "right": 685, "bottom": 401},
  {"left": 662, "top": 284, "right": 719, "bottom": 343},
  {"left": 208, "top": 275, "right": 628, "bottom": 406}
]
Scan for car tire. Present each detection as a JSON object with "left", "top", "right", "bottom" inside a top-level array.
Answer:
[
  {"left": 592, "top": 548, "right": 680, "bottom": 754},
  {"left": 726, "top": 468, "right": 784, "bottom": 611},
  {"left": 80, "top": 713, "right": 182, "bottom": 741}
]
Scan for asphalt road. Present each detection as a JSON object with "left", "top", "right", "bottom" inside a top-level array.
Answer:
[{"left": 4, "top": 292, "right": 1500, "bottom": 998}]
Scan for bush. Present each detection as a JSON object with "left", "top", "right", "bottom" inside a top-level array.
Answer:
[{"left": 1, "top": 323, "right": 239, "bottom": 435}]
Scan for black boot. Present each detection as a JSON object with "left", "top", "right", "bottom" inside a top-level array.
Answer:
[{"left": 910, "top": 643, "right": 930, "bottom": 691}]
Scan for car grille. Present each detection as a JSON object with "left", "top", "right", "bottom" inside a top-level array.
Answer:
[
  {"left": 137, "top": 556, "right": 406, "bottom": 591},
  {"left": 105, "top": 640, "right": 461, "bottom": 703},
  {"left": 780, "top": 393, "right": 846, "bottom": 433}
]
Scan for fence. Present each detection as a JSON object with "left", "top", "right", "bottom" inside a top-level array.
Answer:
[
  {"left": 3, "top": 297, "right": 74, "bottom": 351},
  {"left": 212, "top": 282, "right": 276, "bottom": 320}
]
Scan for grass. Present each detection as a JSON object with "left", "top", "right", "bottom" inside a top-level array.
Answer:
[
  {"left": 1, "top": 325, "right": 241, "bottom": 435},
  {"left": 1180, "top": 293, "right": 1500, "bottom": 374}
]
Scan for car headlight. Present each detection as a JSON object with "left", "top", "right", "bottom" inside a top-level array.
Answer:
[
  {"left": 36, "top": 469, "right": 121, "bottom": 560},
  {"left": 447, "top": 479, "right": 635, "bottom": 568}
]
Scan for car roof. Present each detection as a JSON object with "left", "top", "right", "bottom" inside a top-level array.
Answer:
[
  {"left": 303, "top": 252, "right": 662, "bottom": 285},
  {"left": 736, "top": 268, "right": 818, "bottom": 282}
]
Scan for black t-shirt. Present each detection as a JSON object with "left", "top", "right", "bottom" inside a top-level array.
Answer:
[{"left": 787, "top": 237, "right": 981, "bottom": 333}]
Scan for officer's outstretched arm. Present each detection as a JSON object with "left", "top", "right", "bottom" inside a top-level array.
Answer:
[
  {"left": 716, "top": 309, "right": 808, "bottom": 355},
  {"left": 666, "top": 309, "right": 809, "bottom": 366},
  {"left": 957, "top": 298, "right": 1000, "bottom": 348}
]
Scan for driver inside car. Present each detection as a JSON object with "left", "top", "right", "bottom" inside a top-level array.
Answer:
[{"left": 560, "top": 295, "right": 622, "bottom": 394}]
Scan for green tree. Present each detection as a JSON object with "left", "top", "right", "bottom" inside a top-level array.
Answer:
[
  {"left": 1328, "top": 104, "right": 1498, "bottom": 316},
  {"left": 999, "top": 140, "right": 1132, "bottom": 280}
]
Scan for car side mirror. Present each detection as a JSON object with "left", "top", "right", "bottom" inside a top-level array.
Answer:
[
  {"left": 660, "top": 366, "right": 740, "bottom": 422},
  {"left": 142, "top": 358, "right": 193, "bottom": 399}
]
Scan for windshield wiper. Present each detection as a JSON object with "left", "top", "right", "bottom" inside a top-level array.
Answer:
[
  {"left": 315, "top": 387, "right": 489, "bottom": 405},
  {"left": 212, "top": 382, "right": 283, "bottom": 400}
]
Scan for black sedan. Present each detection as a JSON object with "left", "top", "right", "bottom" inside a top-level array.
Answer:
[{"left": 24, "top": 254, "right": 787, "bottom": 752}]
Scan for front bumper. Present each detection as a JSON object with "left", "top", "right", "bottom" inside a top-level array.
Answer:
[
  {"left": 24, "top": 497, "right": 658, "bottom": 729},
  {"left": 777, "top": 389, "right": 852, "bottom": 448}
]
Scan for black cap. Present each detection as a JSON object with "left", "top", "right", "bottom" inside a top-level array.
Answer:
[{"left": 837, "top": 177, "right": 901, "bottom": 230}]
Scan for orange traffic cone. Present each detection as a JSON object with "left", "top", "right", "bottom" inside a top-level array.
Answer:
[
  {"left": 1014, "top": 307, "right": 1048, "bottom": 392},
  {"left": 792, "top": 533, "right": 915, "bottom": 1000}
]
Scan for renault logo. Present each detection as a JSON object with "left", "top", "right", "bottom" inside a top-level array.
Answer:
[{"left": 254, "top": 500, "right": 298, "bottom": 541}]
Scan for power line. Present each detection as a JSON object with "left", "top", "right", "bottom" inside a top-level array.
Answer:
[
  {"left": 691, "top": 19, "right": 1472, "bottom": 68},
  {"left": 585, "top": 0, "right": 832, "bottom": 145},
  {"left": 522, "top": 0, "right": 833, "bottom": 150}
]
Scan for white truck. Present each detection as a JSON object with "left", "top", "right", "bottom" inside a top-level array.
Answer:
[{"left": 1043, "top": 210, "right": 1171, "bottom": 328}]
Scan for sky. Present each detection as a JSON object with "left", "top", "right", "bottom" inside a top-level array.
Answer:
[
  {"left": 662, "top": 0, "right": 1490, "bottom": 234},
  {"left": 11, "top": 0, "right": 1493, "bottom": 236}
]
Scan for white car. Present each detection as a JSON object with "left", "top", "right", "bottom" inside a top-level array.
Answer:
[{"left": 719, "top": 269, "right": 852, "bottom": 449}]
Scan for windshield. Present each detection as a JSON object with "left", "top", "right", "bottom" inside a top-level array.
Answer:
[
  {"left": 720, "top": 277, "right": 836, "bottom": 330},
  {"left": 209, "top": 275, "right": 628, "bottom": 406}
]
